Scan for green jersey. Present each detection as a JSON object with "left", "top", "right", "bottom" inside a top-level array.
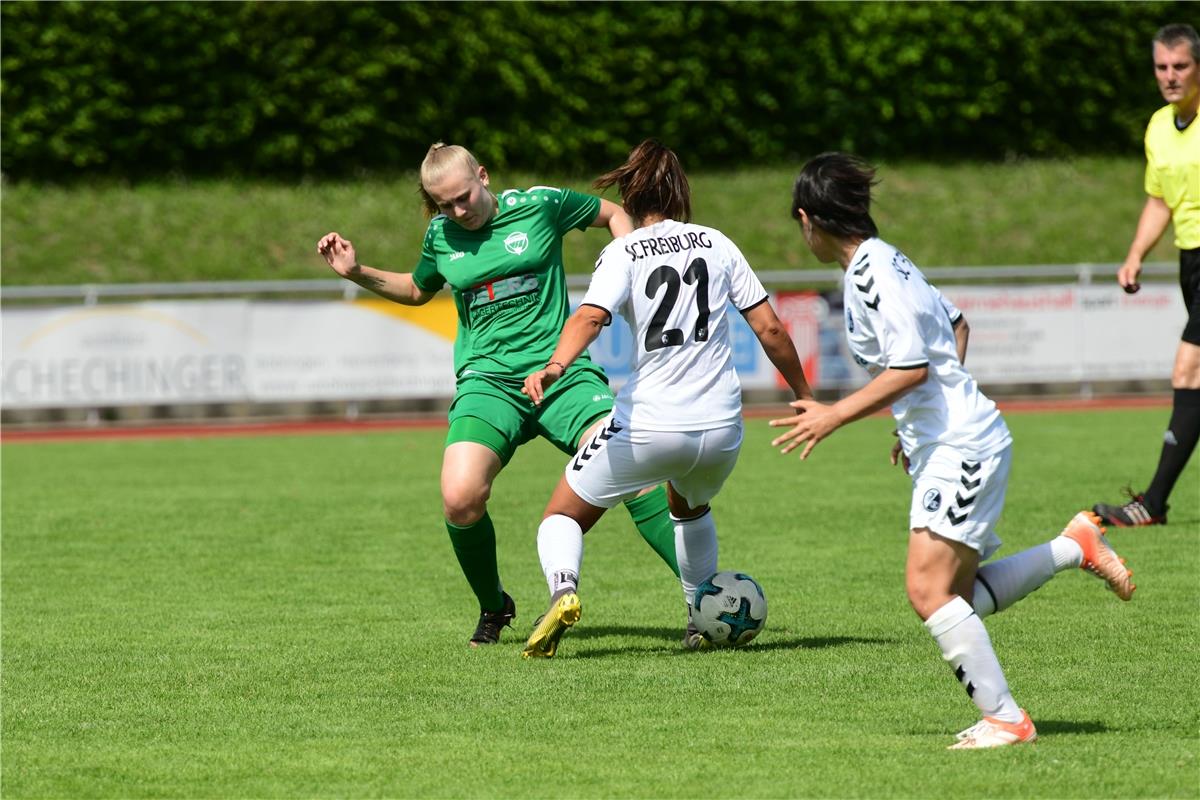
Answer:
[{"left": 412, "top": 186, "right": 602, "bottom": 380}]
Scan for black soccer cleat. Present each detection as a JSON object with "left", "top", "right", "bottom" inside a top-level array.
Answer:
[
  {"left": 1092, "top": 491, "right": 1167, "bottom": 528},
  {"left": 469, "top": 592, "right": 516, "bottom": 646}
]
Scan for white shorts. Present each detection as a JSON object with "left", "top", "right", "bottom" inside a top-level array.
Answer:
[
  {"left": 908, "top": 444, "right": 1011, "bottom": 560},
  {"left": 565, "top": 415, "right": 744, "bottom": 510}
]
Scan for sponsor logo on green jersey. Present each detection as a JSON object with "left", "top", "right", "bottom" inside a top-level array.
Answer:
[{"left": 463, "top": 274, "right": 540, "bottom": 321}]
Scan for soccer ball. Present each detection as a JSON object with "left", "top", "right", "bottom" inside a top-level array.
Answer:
[{"left": 692, "top": 571, "right": 768, "bottom": 647}]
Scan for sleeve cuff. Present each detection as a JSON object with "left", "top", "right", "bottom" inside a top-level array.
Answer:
[{"left": 581, "top": 302, "right": 614, "bottom": 326}]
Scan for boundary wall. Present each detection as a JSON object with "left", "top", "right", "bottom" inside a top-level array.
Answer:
[{"left": 1, "top": 263, "right": 1183, "bottom": 426}]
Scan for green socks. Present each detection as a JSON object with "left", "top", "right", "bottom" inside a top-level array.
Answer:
[
  {"left": 447, "top": 491, "right": 677, "bottom": 611},
  {"left": 445, "top": 513, "right": 504, "bottom": 611},
  {"left": 623, "top": 486, "right": 680, "bottom": 577}
]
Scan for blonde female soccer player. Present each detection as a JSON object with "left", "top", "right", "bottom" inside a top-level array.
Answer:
[
  {"left": 771, "top": 152, "right": 1136, "bottom": 749},
  {"left": 317, "top": 143, "right": 680, "bottom": 646}
]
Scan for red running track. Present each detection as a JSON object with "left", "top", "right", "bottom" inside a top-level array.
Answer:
[{"left": 0, "top": 395, "right": 1172, "bottom": 444}]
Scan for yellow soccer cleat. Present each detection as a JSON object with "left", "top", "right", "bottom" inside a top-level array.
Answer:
[
  {"left": 521, "top": 591, "right": 581, "bottom": 659},
  {"left": 683, "top": 606, "right": 713, "bottom": 651}
]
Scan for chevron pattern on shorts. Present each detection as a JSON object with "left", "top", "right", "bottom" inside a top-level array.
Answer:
[
  {"left": 570, "top": 421, "right": 623, "bottom": 472},
  {"left": 946, "top": 460, "right": 981, "bottom": 525}
]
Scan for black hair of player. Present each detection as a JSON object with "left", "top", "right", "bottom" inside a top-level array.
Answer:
[{"left": 791, "top": 152, "right": 880, "bottom": 240}]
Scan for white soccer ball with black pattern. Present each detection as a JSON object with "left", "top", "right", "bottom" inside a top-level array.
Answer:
[{"left": 692, "top": 571, "right": 767, "bottom": 647}]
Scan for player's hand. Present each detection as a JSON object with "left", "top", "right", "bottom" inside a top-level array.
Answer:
[
  {"left": 768, "top": 398, "right": 842, "bottom": 460},
  {"left": 316, "top": 232, "right": 360, "bottom": 277},
  {"left": 889, "top": 430, "right": 910, "bottom": 472},
  {"left": 1117, "top": 256, "right": 1142, "bottom": 294},
  {"left": 521, "top": 364, "right": 564, "bottom": 406}
]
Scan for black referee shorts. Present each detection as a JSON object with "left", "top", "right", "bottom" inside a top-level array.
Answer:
[{"left": 1182, "top": 248, "right": 1200, "bottom": 346}]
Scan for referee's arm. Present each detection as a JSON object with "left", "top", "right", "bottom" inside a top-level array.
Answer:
[{"left": 1119, "top": 195, "right": 1173, "bottom": 290}]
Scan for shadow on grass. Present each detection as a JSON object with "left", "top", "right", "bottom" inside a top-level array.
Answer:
[
  {"left": 563, "top": 625, "right": 897, "bottom": 659},
  {"left": 1164, "top": 513, "right": 1198, "bottom": 529},
  {"left": 571, "top": 624, "right": 679, "bottom": 642},
  {"left": 745, "top": 635, "right": 899, "bottom": 651},
  {"left": 1033, "top": 719, "right": 1111, "bottom": 735}
]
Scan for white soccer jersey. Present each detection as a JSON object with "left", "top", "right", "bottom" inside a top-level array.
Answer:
[
  {"left": 841, "top": 238, "right": 1011, "bottom": 459},
  {"left": 582, "top": 219, "right": 769, "bottom": 431}
]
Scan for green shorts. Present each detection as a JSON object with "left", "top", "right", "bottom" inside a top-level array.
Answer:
[{"left": 446, "top": 365, "right": 615, "bottom": 465}]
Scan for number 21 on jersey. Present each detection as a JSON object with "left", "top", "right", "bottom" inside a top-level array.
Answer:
[{"left": 644, "top": 257, "right": 710, "bottom": 352}]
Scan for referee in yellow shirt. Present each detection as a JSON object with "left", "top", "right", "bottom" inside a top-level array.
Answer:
[{"left": 1094, "top": 23, "right": 1200, "bottom": 527}]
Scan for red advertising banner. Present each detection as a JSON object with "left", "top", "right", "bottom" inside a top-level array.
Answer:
[{"left": 773, "top": 291, "right": 823, "bottom": 390}]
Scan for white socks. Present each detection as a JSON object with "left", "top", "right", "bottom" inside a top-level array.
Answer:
[
  {"left": 537, "top": 514, "right": 583, "bottom": 596},
  {"left": 1049, "top": 535, "right": 1084, "bottom": 571},
  {"left": 972, "top": 537, "right": 1084, "bottom": 618},
  {"left": 537, "top": 508, "right": 723, "bottom": 609},
  {"left": 925, "top": 596, "right": 1023, "bottom": 723},
  {"left": 674, "top": 510, "right": 719, "bottom": 607},
  {"left": 934, "top": 529, "right": 1086, "bottom": 722}
]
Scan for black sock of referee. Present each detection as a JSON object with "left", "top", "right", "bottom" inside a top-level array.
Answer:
[{"left": 1143, "top": 388, "right": 1200, "bottom": 516}]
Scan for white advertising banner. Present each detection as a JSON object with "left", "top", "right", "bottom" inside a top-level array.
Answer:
[
  {"left": 939, "top": 285, "right": 1183, "bottom": 383},
  {"left": 247, "top": 301, "right": 455, "bottom": 401},
  {"left": 2, "top": 299, "right": 457, "bottom": 409},
  {"left": 1, "top": 284, "right": 1186, "bottom": 409},
  {"left": 2, "top": 301, "right": 251, "bottom": 407}
]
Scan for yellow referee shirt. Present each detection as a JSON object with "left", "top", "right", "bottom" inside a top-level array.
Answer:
[{"left": 1144, "top": 104, "right": 1200, "bottom": 250}]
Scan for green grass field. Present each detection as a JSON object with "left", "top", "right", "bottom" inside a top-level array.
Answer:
[
  {"left": 2, "top": 407, "right": 1197, "bottom": 798},
  {"left": 0, "top": 157, "right": 1180, "bottom": 287}
]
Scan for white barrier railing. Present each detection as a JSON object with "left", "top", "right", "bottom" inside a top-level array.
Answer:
[{"left": 0, "top": 262, "right": 1179, "bottom": 303}]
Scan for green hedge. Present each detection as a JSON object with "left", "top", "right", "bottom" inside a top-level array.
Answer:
[{"left": 0, "top": 1, "right": 1190, "bottom": 179}]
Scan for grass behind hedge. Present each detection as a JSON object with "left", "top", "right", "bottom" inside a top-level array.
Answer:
[{"left": 0, "top": 157, "right": 1178, "bottom": 288}]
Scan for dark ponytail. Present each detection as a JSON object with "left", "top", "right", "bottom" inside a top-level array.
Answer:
[{"left": 594, "top": 139, "right": 691, "bottom": 224}]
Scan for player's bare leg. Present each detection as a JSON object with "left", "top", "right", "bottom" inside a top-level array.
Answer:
[
  {"left": 908, "top": 529, "right": 1036, "bottom": 749},
  {"left": 578, "top": 417, "right": 680, "bottom": 577}
]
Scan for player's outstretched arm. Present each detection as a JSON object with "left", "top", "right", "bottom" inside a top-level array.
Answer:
[
  {"left": 315, "top": 232, "right": 435, "bottom": 306},
  {"left": 590, "top": 199, "right": 634, "bottom": 238},
  {"left": 1118, "top": 196, "right": 1172, "bottom": 291},
  {"left": 768, "top": 366, "right": 928, "bottom": 460},
  {"left": 742, "top": 301, "right": 813, "bottom": 400},
  {"left": 523, "top": 305, "right": 610, "bottom": 406}
]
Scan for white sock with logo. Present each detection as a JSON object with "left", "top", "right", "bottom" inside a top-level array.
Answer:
[
  {"left": 924, "top": 596, "right": 1023, "bottom": 723},
  {"left": 537, "top": 514, "right": 583, "bottom": 598},
  {"left": 674, "top": 510, "right": 718, "bottom": 607}
]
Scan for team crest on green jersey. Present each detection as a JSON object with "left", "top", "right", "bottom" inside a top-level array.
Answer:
[{"left": 504, "top": 231, "right": 529, "bottom": 255}]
